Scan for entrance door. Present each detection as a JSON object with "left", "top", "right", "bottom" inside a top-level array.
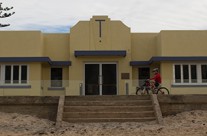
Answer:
[
  {"left": 85, "top": 63, "right": 117, "bottom": 95},
  {"left": 85, "top": 64, "right": 99, "bottom": 95}
]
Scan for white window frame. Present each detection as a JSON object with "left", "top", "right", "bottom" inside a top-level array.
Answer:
[
  {"left": 173, "top": 63, "right": 207, "bottom": 85},
  {"left": 0, "top": 64, "right": 29, "bottom": 85}
]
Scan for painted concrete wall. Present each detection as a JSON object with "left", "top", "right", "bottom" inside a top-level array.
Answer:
[
  {"left": 0, "top": 16, "right": 207, "bottom": 96},
  {"left": 158, "top": 95, "right": 207, "bottom": 116},
  {"left": 69, "top": 16, "right": 132, "bottom": 95},
  {"left": 160, "top": 62, "right": 207, "bottom": 94},
  {"left": 42, "top": 64, "right": 69, "bottom": 96},
  {"left": 131, "top": 33, "right": 159, "bottom": 94},
  {"left": 132, "top": 31, "right": 207, "bottom": 95},
  {"left": 0, "top": 96, "right": 59, "bottom": 121},
  {"left": 131, "top": 33, "right": 158, "bottom": 61},
  {"left": 43, "top": 33, "right": 70, "bottom": 61},
  {"left": 0, "top": 31, "right": 43, "bottom": 57},
  {"left": 0, "top": 63, "right": 42, "bottom": 96},
  {"left": 42, "top": 34, "right": 70, "bottom": 96},
  {"left": 159, "top": 30, "right": 207, "bottom": 56}
]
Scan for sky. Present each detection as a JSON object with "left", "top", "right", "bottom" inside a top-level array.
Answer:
[{"left": 0, "top": 0, "right": 207, "bottom": 33}]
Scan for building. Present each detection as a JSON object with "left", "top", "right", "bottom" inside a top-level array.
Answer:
[{"left": 0, "top": 16, "right": 207, "bottom": 96}]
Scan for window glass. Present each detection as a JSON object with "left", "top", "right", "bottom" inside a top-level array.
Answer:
[
  {"left": 191, "top": 65, "right": 197, "bottom": 83},
  {"left": 51, "top": 68, "right": 62, "bottom": 87},
  {"left": 13, "top": 65, "right": 19, "bottom": 84},
  {"left": 0, "top": 66, "right": 1, "bottom": 80},
  {"left": 5, "top": 66, "right": 11, "bottom": 83},
  {"left": 175, "top": 65, "right": 181, "bottom": 83},
  {"left": 138, "top": 67, "right": 150, "bottom": 86},
  {"left": 201, "top": 65, "right": 207, "bottom": 83},
  {"left": 4, "top": 65, "right": 28, "bottom": 84},
  {"left": 174, "top": 64, "right": 207, "bottom": 84},
  {"left": 183, "top": 65, "right": 189, "bottom": 83},
  {"left": 21, "top": 65, "right": 27, "bottom": 83}
]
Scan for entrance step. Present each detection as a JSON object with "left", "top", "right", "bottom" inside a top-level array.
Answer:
[
  {"left": 62, "top": 95, "right": 156, "bottom": 123},
  {"left": 65, "top": 100, "right": 152, "bottom": 106},
  {"left": 63, "top": 111, "right": 154, "bottom": 118},
  {"left": 64, "top": 105, "right": 153, "bottom": 112},
  {"left": 65, "top": 95, "right": 151, "bottom": 101},
  {"left": 63, "top": 117, "right": 156, "bottom": 123}
]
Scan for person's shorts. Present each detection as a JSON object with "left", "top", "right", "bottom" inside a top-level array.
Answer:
[{"left": 155, "top": 82, "right": 160, "bottom": 87}]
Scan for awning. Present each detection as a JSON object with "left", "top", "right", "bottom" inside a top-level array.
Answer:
[
  {"left": 130, "top": 56, "right": 207, "bottom": 66},
  {"left": 0, "top": 57, "right": 71, "bottom": 66},
  {"left": 74, "top": 50, "right": 126, "bottom": 57}
]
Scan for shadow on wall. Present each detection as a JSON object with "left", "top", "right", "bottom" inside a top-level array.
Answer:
[
  {"left": 1, "top": 95, "right": 207, "bottom": 120},
  {"left": 158, "top": 95, "right": 207, "bottom": 116},
  {"left": 0, "top": 96, "right": 59, "bottom": 121}
]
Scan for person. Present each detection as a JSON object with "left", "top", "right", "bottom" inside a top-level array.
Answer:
[{"left": 149, "top": 68, "right": 161, "bottom": 89}]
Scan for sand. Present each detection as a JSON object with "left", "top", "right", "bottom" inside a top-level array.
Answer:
[{"left": 0, "top": 110, "right": 207, "bottom": 136}]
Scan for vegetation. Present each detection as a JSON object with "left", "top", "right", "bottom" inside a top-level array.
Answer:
[{"left": 0, "top": 2, "right": 15, "bottom": 27}]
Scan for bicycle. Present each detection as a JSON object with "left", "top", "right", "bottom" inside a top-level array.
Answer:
[{"left": 136, "top": 79, "right": 169, "bottom": 95}]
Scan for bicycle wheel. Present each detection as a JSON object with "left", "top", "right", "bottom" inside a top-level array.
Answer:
[
  {"left": 157, "top": 87, "right": 169, "bottom": 94},
  {"left": 136, "top": 87, "right": 149, "bottom": 95},
  {"left": 136, "top": 87, "right": 142, "bottom": 95}
]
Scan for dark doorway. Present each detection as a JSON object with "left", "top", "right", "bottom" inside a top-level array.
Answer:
[
  {"left": 138, "top": 67, "right": 150, "bottom": 86},
  {"left": 102, "top": 64, "right": 117, "bottom": 95},
  {"left": 85, "top": 64, "right": 99, "bottom": 95},
  {"left": 85, "top": 63, "right": 117, "bottom": 95}
]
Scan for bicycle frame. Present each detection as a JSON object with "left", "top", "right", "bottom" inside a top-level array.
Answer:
[
  {"left": 136, "top": 80, "right": 169, "bottom": 95},
  {"left": 138, "top": 80, "right": 157, "bottom": 94}
]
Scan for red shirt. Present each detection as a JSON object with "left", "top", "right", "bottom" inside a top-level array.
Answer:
[{"left": 150, "top": 73, "right": 161, "bottom": 83}]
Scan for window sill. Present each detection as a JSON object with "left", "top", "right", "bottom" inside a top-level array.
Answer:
[
  {"left": 172, "top": 84, "right": 207, "bottom": 87},
  {"left": 0, "top": 85, "right": 31, "bottom": 88},
  {"left": 48, "top": 87, "right": 65, "bottom": 90}
]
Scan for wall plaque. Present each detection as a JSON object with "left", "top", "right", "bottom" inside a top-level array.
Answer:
[{"left": 121, "top": 73, "right": 130, "bottom": 79}]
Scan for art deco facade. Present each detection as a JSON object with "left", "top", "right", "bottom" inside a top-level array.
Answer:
[{"left": 0, "top": 16, "right": 207, "bottom": 96}]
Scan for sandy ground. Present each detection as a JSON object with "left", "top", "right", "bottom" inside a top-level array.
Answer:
[{"left": 0, "top": 110, "right": 207, "bottom": 136}]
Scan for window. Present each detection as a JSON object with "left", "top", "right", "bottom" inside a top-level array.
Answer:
[
  {"left": 183, "top": 65, "right": 189, "bottom": 83},
  {"left": 201, "top": 65, "right": 207, "bottom": 83},
  {"left": 173, "top": 64, "right": 207, "bottom": 85},
  {"left": 191, "top": 65, "right": 197, "bottom": 83},
  {"left": 51, "top": 68, "right": 62, "bottom": 87},
  {"left": 174, "top": 65, "right": 181, "bottom": 83},
  {"left": 3, "top": 65, "right": 28, "bottom": 85},
  {"left": 138, "top": 67, "right": 150, "bottom": 86}
]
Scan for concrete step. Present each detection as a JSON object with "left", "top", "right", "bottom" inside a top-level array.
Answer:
[
  {"left": 63, "top": 111, "right": 155, "bottom": 118},
  {"left": 65, "top": 95, "right": 151, "bottom": 101},
  {"left": 64, "top": 100, "right": 152, "bottom": 106},
  {"left": 64, "top": 105, "right": 154, "bottom": 112},
  {"left": 63, "top": 117, "right": 156, "bottom": 123},
  {"left": 61, "top": 95, "right": 156, "bottom": 123}
]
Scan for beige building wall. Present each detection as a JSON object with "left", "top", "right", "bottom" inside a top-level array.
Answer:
[
  {"left": 131, "top": 33, "right": 158, "bottom": 93},
  {"left": 159, "top": 30, "right": 207, "bottom": 56},
  {"left": 131, "top": 30, "right": 207, "bottom": 95},
  {"left": 41, "top": 64, "right": 68, "bottom": 96},
  {"left": 42, "top": 34, "right": 70, "bottom": 95},
  {"left": 131, "top": 33, "right": 158, "bottom": 61},
  {"left": 43, "top": 33, "right": 70, "bottom": 60},
  {"left": 156, "top": 33, "right": 162, "bottom": 56},
  {"left": 0, "top": 63, "right": 42, "bottom": 96},
  {"left": 160, "top": 62, "right": 207, "bottom": 94},
  {"left": 0, "top": 31, "right": 44, "bottom": 96},
  {"left": 0, "top": 31, "right": 43, "bottom": 57},
  {"left": 68, "top": 16, "right": 132, "bottom": 95},
  {"left": 0, "top": 16, "right": 207, "bottom": 96},
  {"left": 157, "top": 31, "right": 207, "bottom": 94}
]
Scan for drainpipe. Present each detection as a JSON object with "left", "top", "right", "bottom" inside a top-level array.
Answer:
[
  {"left": 125, "top": 82, "right": 129, "bottom": 95},
  {"left": 79, "top": 83, "right": 83, "bottom": 95}
]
